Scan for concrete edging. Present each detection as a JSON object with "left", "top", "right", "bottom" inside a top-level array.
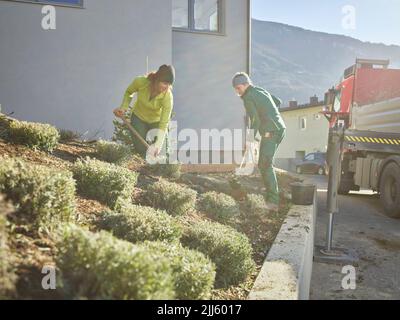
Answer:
[{"left": 248, "top": 191, "right": 317, "bottom": 300}]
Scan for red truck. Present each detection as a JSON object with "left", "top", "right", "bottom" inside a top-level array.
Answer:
[{"left": 323, "top": 58, "right": 400, "bottom": 218}]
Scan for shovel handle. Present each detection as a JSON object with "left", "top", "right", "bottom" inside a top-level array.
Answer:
[{"left": 120, "top": 117, "right": 150, "bottom": 149}]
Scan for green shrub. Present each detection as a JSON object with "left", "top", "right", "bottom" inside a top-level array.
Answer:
[
  {"left": 7, "top": 120, "right": 59, "bottom": 152},
  {"left": 143, "top": 180, "right": 197, "bottom": 217},
  {"left": 146, "top": 163, "right": 182, "bottom": 180},
  {"left": 0, "top": 158, "right": 76, "bottom": 230},
  {"left": 56, "top": 224, "right": 175, "bottom": 300},
  {"left": 72, "top": 157, "right": 138, "bottom": 209},
  {"left": 244, "top": 194, "right": 268, "bottom": 215},
  {"left": 144, "top": 241, "right": 216, "bottom": 300},
  {"left": 198, "top": 192, "right": 240, "bottom": 222},
  {"left": 58, "top": 129, "right": 82, "bottom": 143},
  {"left": 100, "top": 203, "right": 182, "bottom": 243},
  {"left": 94, "top": 140, "right": 133, "bottom": 164},
  {"left": 112, "top": 117, "right": 135, "bottom": 149},
  {"left": 0, "top": 195, "right": 17, "bottom": 299},
  {"left": 182, "top": 220, "right": 256, "bottom": 287}
]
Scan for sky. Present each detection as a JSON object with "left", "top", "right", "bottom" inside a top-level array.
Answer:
[{"left": 252, "top": 0, "right": 400, "bottom": 46}]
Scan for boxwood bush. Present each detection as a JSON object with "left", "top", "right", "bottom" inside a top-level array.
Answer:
[
  {"left": 146, "top": 163, "right": 182, "bottom": 180},
  {"left": 143, "top": 180, "right": 197, "bottom": 216},
  {"left": 56, "top": 224, "right": 175, "bottom": 300},
  {"left": 72, "top": 158, "right": 138, "bottom": 209},
  {"left": 0, "top": 195, "right": 17, "bottom": 299},
  {"left": 244, "top": 194, "right": 268, "bottom": 215},
  {"left": 94, "top": 140, "right": 133, "bottom": 164},
  {"left": 99, "top": 203, "right": 182, "bottom": 243},
  {"left": 198, "top": 191, "right": 240, "bottom": 222},
  {"left": 144, "top": 241, "right": 216, "bottom": 300},
  {"left": 182, "top": 220, "right": 256, "bottom": 287},
  {"left": 0, "top": 158, "right": 76, "bottom": 230},
  {"left": 7, "top": 120, "right": 60, "bottom": 152}
]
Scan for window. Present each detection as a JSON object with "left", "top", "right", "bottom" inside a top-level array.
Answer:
[
  {"left": 10, "top": 0, "right": 83, "bottom": 7},
  {"left": 305, "top": 154, "right": 315, "bottom": 161},
  {"left": 173, "top": 0, "right": 223, "bottom": 33},
  {"left": 299, "top": 116, "right": 307, "bottom": 130}
]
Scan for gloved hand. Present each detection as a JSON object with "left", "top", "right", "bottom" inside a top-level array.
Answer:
[{"left": 113, "top": 108, "right": 125, "bottom": 119}]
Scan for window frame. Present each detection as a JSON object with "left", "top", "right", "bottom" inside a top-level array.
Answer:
[
  {"left": 4, "top": 0, "right": 84, "bottom": 8},
  {"left": 173, "top": 0, "right": 225, "bottom": 36},
  {"left": 299, "top": 116, "right": 307, "bottom": 131}
]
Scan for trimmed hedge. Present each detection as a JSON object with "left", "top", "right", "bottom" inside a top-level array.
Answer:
[
  {"left": 182, "top": 220, "right": 256, "bottom": 287},
  {"left": 7, "top": 120, "right": 60, "bottom": 152},
  {"left": 198, "top": 191, "right": 240, "bottom": 222},
  {"left": 244, "top": 194, "right": 268, "bottom": 215},
  {"left": 56, "top": 224, "right": 175, "bottom": 300},
  {"left": 100, "top": 203, "right": 182, "bottom": 243},
  {"left": 58, "top": 129, "right": 82, "bottom": 143},
  {"left": 94, "top": 140, "right": 133, "bottom": 164},
  {"left": 144, "top": 241, "right": 216, "bottom": 300},
  {"left": 72, "top": 158, "right": 138, "bottom": 209},
  {"left": 0, "top": 158, "right": 76, "bottom": 230},
  {"left": 146, "top": 163, "right": 182, "bottom": 180},
  {"left": 0, "top": 195, "right": 17, "bottom": 299},
  {"left": 143, "top": 180, "right": 197, "bottom": 217}
]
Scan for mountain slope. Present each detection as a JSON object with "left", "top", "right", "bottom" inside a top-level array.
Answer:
[{"left": 252, "top": 19, "right": 400, "bottom": 105}]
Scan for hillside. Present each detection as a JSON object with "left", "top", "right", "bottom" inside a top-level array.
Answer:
[{"left": 252, "top": 19, "right": 400, "bottom": 105}]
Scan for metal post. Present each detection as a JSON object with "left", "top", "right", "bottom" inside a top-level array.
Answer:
[
  {"left": 325, "top": 127, "right": 341, "bottom": 251},
  {"left": 314, "top": 126, "right": 358, "bottom": 265}
]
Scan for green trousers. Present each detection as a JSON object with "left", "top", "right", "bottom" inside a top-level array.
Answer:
[
  {"left": 258, "top": 130, "right": 285, "bottom": 205},
  {"left": 131, "top": 114, "right": 169, "bottom": 158}
]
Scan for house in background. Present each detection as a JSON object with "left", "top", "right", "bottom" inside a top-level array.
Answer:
[
  {"left": 0, "top": 0, "right": 251, "bottom": 163},
  {"left": 275, "top": 96, "right": 329, "bottom": 171}
]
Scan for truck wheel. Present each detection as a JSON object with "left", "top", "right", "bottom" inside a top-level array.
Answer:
[
  {"left": 380, "top": 163, "right": 400, "bottom": 219},
  {"left": 338, "top": 184, "right": 350, "bottom": 195}
]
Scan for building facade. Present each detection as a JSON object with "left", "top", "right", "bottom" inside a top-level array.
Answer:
[
  {"left": 275, "top": 100, "right": 329, "bottom": 171},
  {"left": 0, "top": 0, "right": 250, "bottom": 163}
]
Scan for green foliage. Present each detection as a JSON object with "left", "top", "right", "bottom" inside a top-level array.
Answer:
[
  {"left": 146, "top": 163, "right": 182, "bottom": 180},
  {"left": 100, "top": 203, "right": 182, "bottom": 244},
  {"left": 0, "top": 158, "right": 76, "bottom": 230},
  {"left": 56, "top": 224, "right": 175, "bottom": 300},
  {"left": 244, "top": 194, "right": 268, "bottom": 215},
  {"left": 143, "top": 179, "right": 197, "bottom": 217},
  {"left": 144, "top": 241, "right": 216, "bottom": 300},
  {"left": 0, "top": 195, "right": 17, "bottom": 299},
  {"left": 7, "top": 120, "right": 59, "bottom": 152},
  {"left": 112, "top": 118, "right": 135, "bottom": 149},
  {"left": 72, "top": 158, "right": 138, "bottom": 209},
  {"left": 182, "top": 220, "right": 256, "bottom": 287},
  {"left": 58, "top": 129, "right": 82, "bottom": 143},
  {"left": 94, "top": 140, "right": 133, "bottom": 164},
  {"left": 198, "top": 191, "right": 240, "bottom": 222}
]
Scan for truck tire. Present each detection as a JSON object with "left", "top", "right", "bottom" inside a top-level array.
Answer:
[
  {"left": 379, "top": 162, "right": 400, "bottom": 219},
  {"left": 338, "top": 183, "right": 350, "bottom": 195}
]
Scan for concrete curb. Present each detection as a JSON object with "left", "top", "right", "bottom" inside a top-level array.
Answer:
[{"left": 248, "top": 191, "right": 317, "bottom": 300}]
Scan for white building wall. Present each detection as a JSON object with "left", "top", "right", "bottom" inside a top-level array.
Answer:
[{"left": 0, "top": 0, "right": 172, "bottom": 139}]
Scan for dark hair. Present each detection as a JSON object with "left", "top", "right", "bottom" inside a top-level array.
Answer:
[{"left": 147, "top": 65, "right": 175, "bottom": 99}]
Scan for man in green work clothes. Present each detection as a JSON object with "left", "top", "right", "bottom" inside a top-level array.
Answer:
[{"left": 232, "top": 72, "right": 286, "bottom": 212}]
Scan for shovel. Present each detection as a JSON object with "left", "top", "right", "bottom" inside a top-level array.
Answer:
[{"left": 116, "top": 115, "right": 167, "bottom": 164}]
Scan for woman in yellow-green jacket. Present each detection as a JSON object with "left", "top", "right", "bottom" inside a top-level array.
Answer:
[{"left": 113, "top": 65, "right": 175, "bottom": 157}]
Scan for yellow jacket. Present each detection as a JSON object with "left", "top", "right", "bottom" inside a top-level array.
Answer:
[{"left": 120, "top": 76, "right": 173, "bottom": 145}]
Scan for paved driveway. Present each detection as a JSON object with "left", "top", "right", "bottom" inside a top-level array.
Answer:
[{"left": 308, "top": 175, "right": 400, "bottom": 300}]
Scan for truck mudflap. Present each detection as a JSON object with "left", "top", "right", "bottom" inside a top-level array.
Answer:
[{"left": 344, "top": 129, "right": 400, "bottom": 154}]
